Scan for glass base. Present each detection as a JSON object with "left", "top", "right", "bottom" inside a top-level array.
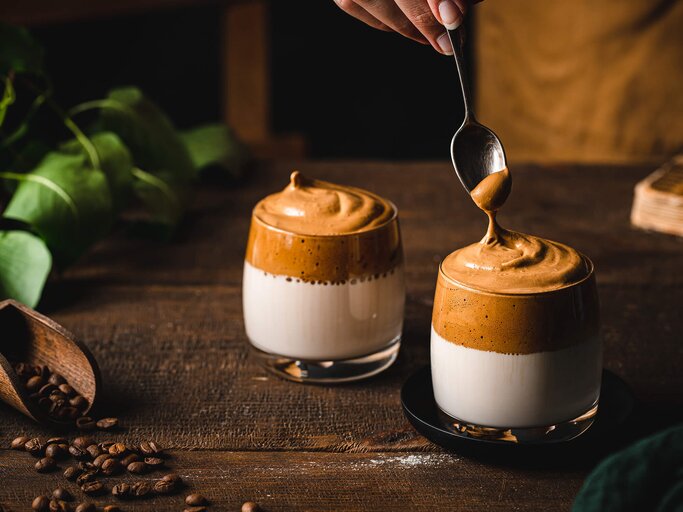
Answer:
[
  {"left": 249, "top": 338, "right": 401, "bottom": 384},
  {"left": 437, "top": 399, "right": 599, "bottom": 444}
]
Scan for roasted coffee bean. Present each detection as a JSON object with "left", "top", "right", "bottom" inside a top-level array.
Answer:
[
  {"left": 48, "top": 499, "right": 70, "bottom": 512},
  {"left": 153, "top": 479, "right": 176, "bottom": 495},
  {"left": 32, "top": 496, "right": 50, "bottom": 511},
  {"left": 74, "top": 504, "right": 95, "bottom": 512},
  {"left": 25, "top": 437, "right": 46, "bottom": 456},
  {"left": 85, "top": 444, "right": 102, "bottom": 458},
  {"left": 241, "top": 502, "right": 261, "bottom": 512},
  {"left": 57, "top": 384, "right": 76, "bottom": 397},
  {"left": 38, "top": 397, "right": 52, "bottom": 409},
  {"left": 96, "top": 417, "right": 118, "bottom": 430},
  {"left": 144, "top": 456, "right": 164, "bottom": 467},
  {"left": 52, "top": 488, "right": 72, "bottom": 501},
  {"left": 39, "top": 384, "right": 57, "bottom": 397},
  {"left": 112, "top": 482, "right": 131, "bottom": 499},
  {"left": 35, "top": 457, "right": 57, "bottom": 473},
  {"left": 185, "top": 494, "right": 208, "bottom": 506},
  {"left": 76, "top": 471, "right": 98, "bottom": 486},
  {"left": 63, "top": 466, "right": 81, "bottom": 480},
  {"left": 101, "top": 458, "right": 122, "bottom": 476},
  {"left": 10, "top": 436, "right": 29, "bottom": 450},
  {"left": 103, "top": 506, "right": 121, "bottom": 512},
  {"left": 47, "top": 437, "right": 67, "bottom": 445},
  {"left": 72, "top": 437, "right": 94, "bottom": 449},
  {"left": 98, "top": 441, "right": 115, "bottom": 451},
  {"left": 48, "top": 373, "right": 66, "bottom": 386},
  {"left": 93, "top": 454, "right": 112, "bottom": 467},
  {"left": 130, "top": 481, "right": 152, "bottom": 497},
  {"left": 49, "top": 390, "right": 67, "bottom": 402},
  {"left": 108, "top": 443, "right": 127, "bottom": 456},
  {"left": 26, "top": 375, "right": 44, "bottom": 392},
  {"left": 80, "top": 481, "right": 105, "bottom": 496},
  {"left": 45, "top": 444, "right": 67, "bottom": 460},
  {"left": 49, "top": 400, "right": 66, "bottom": 416},
  {"left": 162, "top": 473, "right": 182, "bottom": 485},
  {"left": 69, "top": 396, "right": 89, "bottom": 410},
  {"left": 184, "top": 508, "right": 207, "bottom": 512},
  {"left": 120, "top": 453, "right": 139, "bottom": 466},
  {"left": 127, "top": 461, "right": 148, "bottom": 474},
  {"left": 68, "top": 446, "right": 88, "bottom": 460},
  {"left": 138, "top": 441, "right": 163, "bottom": 455},
  {"left": 77, "top": 461, "right": 96, "bottom": 472},
  {"left": 75, "top": 417, "right": 96, "bottom": 431}
]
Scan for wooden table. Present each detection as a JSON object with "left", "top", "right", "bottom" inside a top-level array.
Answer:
[{"left": 1, "top": 162, "right": 682, "bottom": 511}]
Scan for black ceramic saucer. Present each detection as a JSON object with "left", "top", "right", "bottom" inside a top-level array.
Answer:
[{"left": 401, "top": 366, "right": 634, "bottom": 462}]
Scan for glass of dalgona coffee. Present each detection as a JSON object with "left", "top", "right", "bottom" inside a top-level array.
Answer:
[
  {"left": 243, "top": 171, "right": 405, "bottom": 383},
  {"left": 431, "top": 168, "right": 602, "bottom": 442}
]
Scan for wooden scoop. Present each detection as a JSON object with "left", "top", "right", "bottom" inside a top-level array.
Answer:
[{"left": 0, "top": 299, "right": 101, "bottom": 427}]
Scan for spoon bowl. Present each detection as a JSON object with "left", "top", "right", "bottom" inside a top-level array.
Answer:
[{"left": 451, "top": 122, "right": 507, "bottom": 192}]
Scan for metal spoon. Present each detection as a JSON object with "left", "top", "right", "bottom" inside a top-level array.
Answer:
[{"left": 447, "top": 26, "right": 507, "bottom": 192}]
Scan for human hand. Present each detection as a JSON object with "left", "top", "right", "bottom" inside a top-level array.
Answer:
[{"left": 333, "top": 0, "right": 483, "bottom": 55}]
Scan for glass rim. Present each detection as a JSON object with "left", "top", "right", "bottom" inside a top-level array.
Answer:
[
  {"left": 437, "top": 252, "right": 596, "bottom": 298},
  {"left": 250, "top": 198, "right": 400, "bottom": 239}
]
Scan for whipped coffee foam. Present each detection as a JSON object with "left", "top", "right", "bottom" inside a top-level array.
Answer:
[
  {"left": 442, "top": 167, "right": 590, "bottom": 294},
  {"left": 246, "top": 172, "right": 402, "bottom": 282},
  {"left": 254, "top": 171, "right": 395, "bottom": 235}
]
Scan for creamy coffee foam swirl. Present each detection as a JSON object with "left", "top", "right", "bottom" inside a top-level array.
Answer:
[
  {"left": 254, "top": 171, "right": 395, "bottom": 236},
  {"left": 246, "top": 171, "right": 402, "bottom": 282},
  {"left": 442, "top": 167, "right": 590, "bottom": 294}
]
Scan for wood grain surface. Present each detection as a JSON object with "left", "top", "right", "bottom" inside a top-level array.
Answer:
[{"left": 1, "top": 162, "right": 681, "bottom": 510}]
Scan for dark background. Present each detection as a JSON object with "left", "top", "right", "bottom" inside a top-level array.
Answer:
[{"left": 31, "top": 1, "right": 470, "bottom": 159}]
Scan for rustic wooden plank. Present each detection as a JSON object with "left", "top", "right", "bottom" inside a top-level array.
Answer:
[
  {"left": 1, "top": 162, "right": 681, "bottom": 510},
  {"left": 0, "top": 450, "right": 586, "bottom": 511}
]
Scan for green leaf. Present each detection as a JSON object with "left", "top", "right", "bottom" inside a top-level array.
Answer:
[
  {"left": 0, "top": 76, "right": 16, "bottom": 127},
  {"left": 0, "top": 24, "right": 44, "bottom": 75},
  {"left": 62, "top": 132, "right": 133, "bottom": 210},
  {"left": 3, "top": 151, "right": 113, "bottom": 267},
  {"left": 71, "top": 87, "right": 195, "bottom": 183},
  {"left": 0, "top": 230, "right": 51, "bottom": 307},
  {"left": 180, "top": 123, "right": 249, "bottom": 179}
]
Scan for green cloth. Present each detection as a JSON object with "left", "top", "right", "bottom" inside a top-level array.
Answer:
[{"left": 573, "top": 424, "right": 683, "bottom": 512}]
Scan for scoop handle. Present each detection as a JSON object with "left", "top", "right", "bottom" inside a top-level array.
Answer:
[{"left": 447, "top": 26, "right": 475, "bottom": 123}]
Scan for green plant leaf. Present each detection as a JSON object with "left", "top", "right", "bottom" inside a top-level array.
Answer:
[
  {"left": 3, "top": 151, "right": 113, "bottom": 267},
  {"left": 0, "top": 23, "right": 44, "bottom": 75},
  {"left": 180, "top": 123, "right": 249, "bottom": 179},
  {"left": 62, "top": 132, "right": 134, "bottom": 210},
  {"left": 0, "top": 229, "right": 51, "bottom": 307},
  {"left": 71, "top": 87, "right": 196, "bottom": 183}
]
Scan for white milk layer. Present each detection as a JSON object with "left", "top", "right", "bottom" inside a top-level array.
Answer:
[
  {"left": 243, "top": 261, "right": 405, "bottom": 360},
  {"left": 431, "top": 326, "right": 602, "bottom": 428}
]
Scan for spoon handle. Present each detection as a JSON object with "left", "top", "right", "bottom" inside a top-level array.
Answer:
[{"left": 447, "top": 26, "right": 475, "bottom": 122}]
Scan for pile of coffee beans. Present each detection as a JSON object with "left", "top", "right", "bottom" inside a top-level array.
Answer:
[
  {"left": 12, "top": 362, "right": 95, "bottom": 425},
  {"left": 11, "top": 435, "right": 224, "bottom": 511},
  {"left": 8, "top": 363, "right": 262, "bottom": 511}
]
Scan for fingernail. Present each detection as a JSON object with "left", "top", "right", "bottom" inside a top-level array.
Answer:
[
  {"left": 437, "top": 32, "right": 453, "bottom": 55},
  {"left": 438, "top": 0, "right": 463, "bottom": 30}
]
